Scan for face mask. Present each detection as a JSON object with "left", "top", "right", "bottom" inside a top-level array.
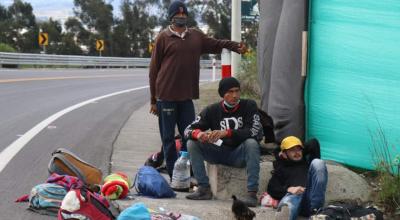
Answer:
[
  {"left": 224, "top": 100, "right": 240, "bottom": 108},
  {"left": 172, "top": 17, "right": 187, "bottom": 27}
]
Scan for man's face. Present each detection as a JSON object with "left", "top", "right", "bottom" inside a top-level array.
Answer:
[
  {"left": 171, "top": 13, "right": 188, "bottom": 28},
  {"left": 223, "top": 87, "right": 240, "bottom": 105},
  {"left": 284, "top": 146, "right": 303, "bottom": 161}
]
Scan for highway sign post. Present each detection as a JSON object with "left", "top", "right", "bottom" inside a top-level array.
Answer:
[
  {"left": 38, "top": 32, "right": 48, "bottom": 54},
  {"left": 242, "top": 0, "right": 258, "bottom": 21},
  {"left": 96, "top": 40, "right": 104, "bottom": 56}
]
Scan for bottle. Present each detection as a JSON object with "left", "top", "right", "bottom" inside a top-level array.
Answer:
[{"left": 171, "top": 151, "right": 191, "bottom": 192}]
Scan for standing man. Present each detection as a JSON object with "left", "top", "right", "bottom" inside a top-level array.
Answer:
[
  {"left": 149, "top": 0, "right": 247, "bottom": 179},
  {"left": 184, "top": 77, "right": 263, "bottom": 207}
]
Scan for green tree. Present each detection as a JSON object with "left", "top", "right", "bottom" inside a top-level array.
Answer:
[
  {"left": 64, "top": 17, "right": 91, "bottom": 52},
  {"left": 112, "top": 0, "right": 157, "bottom": 57},
  {"left": 199, "top": 0, "right": 231, "bottom": 40},
  {"left": 0, "top": 4, "right": 12, "bottom": 45},
  {"left": 4, "top": 0, "right": 39, "bottom": 52},
  {"left": 58, "top": 33, "right": 83, "bottom": 55},
  {"left": 73, "top": 0, "right": 114, "bottom": 55}
]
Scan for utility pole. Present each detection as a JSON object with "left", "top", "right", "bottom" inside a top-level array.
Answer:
[{"left": 231, "top": 0, "right": 241, "bottom": 77}]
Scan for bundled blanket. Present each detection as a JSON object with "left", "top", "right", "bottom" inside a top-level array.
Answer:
[{"left": 101, "top": 172, "right": 132, "bottom": 200}]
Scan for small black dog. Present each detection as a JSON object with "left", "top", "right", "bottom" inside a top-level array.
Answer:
[{"left": 231, "top": 195, "right": 256, "bottom": 220}]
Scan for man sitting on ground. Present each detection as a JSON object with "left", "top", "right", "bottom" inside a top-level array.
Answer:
[
  {"left": 267, "top": 136, "right": 328, "bottom": 220},
  {"left": 184, "top": 77, "right": 263, "bottom": 207}
]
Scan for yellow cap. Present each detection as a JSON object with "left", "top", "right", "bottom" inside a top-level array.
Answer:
[{"left": 280, "top": 136, "right": 303, "bottom": 151}]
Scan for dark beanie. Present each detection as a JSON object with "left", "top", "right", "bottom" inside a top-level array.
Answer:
[
  {"left": 218, "top": 77, "right": 240, "bottom": 97},
  {"left": 168, "top": 1, "right": 188, "bottom": 20}
]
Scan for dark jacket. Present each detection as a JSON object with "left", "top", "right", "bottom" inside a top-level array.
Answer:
[
  {"left": 267, "top": 139, "right": 321, "bottom": 200},
  {"left": 149, "top": 27, "right": 240, "bottom": 104},
  {"left": 184, "top": 99, "right": 263, "bottom": 148}
]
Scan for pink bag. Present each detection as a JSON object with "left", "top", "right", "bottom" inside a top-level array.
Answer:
[
  {"left": 58, "top": 188, "right": 115, "bottom": 220},
  {"left": 260, "top": 192, "right": 279, "bottom": 208}
]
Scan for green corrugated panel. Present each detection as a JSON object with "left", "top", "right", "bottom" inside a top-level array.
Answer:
[{"left": 306, "top": 0, "right": 400, "bottom": 169}]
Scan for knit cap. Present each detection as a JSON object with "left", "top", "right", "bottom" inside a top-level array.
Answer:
[
  {"left": 168, "top": 1, "right": 188, "bottom": 20},
  {"left": 218, "top": 77, "right": 241, "bottom": 97},
  {"left": 101, "top": 172, "right": 132, "bottom": 200}
]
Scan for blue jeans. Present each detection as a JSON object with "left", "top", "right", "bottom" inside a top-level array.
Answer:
[
  {"left": 187, "top": 138, "right": 260, "bottom": 192},
  {"left": 277, "top": 159, "right": 328, "bottom": 220},
  {"left": 157, "top": 100, "right": 195, "bottom": 178}
]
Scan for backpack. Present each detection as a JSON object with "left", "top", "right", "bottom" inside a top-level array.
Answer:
[
  {"left": 48, "top": 148, "right": 102, "bottom": 186},
  {"left": 257, "top": 108, "right": 275, "bottom": 144},
  {"left": 310, "top": 202, "right": 384, "bottom": 220},
  {"left": 144, "top": 135, "right": 182, "bottom": 169},
  {"left": 58, "top": 187, "right": 116, "bottom": 220},
  {"left": 134, "top": 166, "right": 176, "bottom": 198},
  {"left": 28, "top": 183, "right": 68, "bottom": 216}
]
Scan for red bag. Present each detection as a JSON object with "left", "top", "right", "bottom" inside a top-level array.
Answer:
[{"left": 58, "top": 188, "right": 115, "bottom": 220}]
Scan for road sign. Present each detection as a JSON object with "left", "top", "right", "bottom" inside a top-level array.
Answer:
[
  {"left": 148, "top": 42, "right": 154, "bottom": 53},
  {"left": 38, "top": 33, "right": 48, "bottom": 46},
  {"left": 242, "top": 0, "right": 258, "bottom": 21},
  {"left": 96, "top": 40, "right": 104, "bottom": 51}
]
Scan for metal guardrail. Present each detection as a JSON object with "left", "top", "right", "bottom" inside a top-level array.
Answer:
[{"left": 0, "top": 52, "right": 220, "bottom": 68}]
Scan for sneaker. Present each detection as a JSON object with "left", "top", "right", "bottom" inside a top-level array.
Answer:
[
  {"left": 186, "top": 186, "right": 212, "bottom": 200},
  {"left": 275, "top": 204, "right": 290, "bottom": 220},
  {"left": 241, "top": 191, "right": 258, "bottom": 207}
]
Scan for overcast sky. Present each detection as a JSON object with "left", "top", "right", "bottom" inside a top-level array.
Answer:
[{"left": 2, "top": 0, "right": 121, "bottom": 22}]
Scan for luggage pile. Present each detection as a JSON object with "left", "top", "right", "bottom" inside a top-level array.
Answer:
[
  {"left": 16, "top": 148, "right": 119, "bottom": 219},
  {"left": 16, "top": 146, "right": 201, "bottom": 220}
]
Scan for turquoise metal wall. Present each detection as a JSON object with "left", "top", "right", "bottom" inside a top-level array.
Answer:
[{"left": 306, "top": 0, "right": 400, "bottom": 169}]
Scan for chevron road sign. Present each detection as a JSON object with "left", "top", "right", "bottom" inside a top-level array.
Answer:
[
  {"left": 96, "top": 40, "right": 104, "bottom": 51},
  {"left": 38, "top": 32, "right": 48, "bottom": 46}
]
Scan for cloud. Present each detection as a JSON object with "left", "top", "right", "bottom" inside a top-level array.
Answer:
[{"left": 2, "top": 0, "right": 121, "bottom": 22}]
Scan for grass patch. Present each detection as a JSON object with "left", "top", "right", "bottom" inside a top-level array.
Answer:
[
  {"left": 0, "top": 43, "right": 16, "bottom": 52},
  {"left": 369, "top": 114, "right": 400, "bottom": 216}
]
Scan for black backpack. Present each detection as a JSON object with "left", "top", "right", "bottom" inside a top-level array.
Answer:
[
  {"left": 257, "top": 108, "right": 275, "bottom": 144},
  {"left": 310, "top": 202, "right": 384, "bottom": 220}
]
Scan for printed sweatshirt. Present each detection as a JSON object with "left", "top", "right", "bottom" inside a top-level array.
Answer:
[{"left": 184, "top": 99, "right": 263, "bottom": 148}]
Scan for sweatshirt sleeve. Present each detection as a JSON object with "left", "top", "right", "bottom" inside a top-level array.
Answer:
[
  {"left": 197, "top": 29, "right": 240, "bottom": 54},
  {"left": 231, "top": 100, "right": 263, "bottom": 142},
  {"left": 149, "top": 34, "right": 164, "bottom": 104},
  {"left": 267, "top": 167, "right": 288, "bottom": 200},
  {"left": 184, "top": 107, "right": 211, "bottom": 140}
]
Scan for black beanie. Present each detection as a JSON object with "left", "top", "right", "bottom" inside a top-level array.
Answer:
[
  {"left": 168, "top": 1, "right": 188, "bottom": 20},
  {"left": 218, "top": 77, "right": 240, "bottom": 97}
]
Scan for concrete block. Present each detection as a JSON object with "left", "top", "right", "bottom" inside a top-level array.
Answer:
[
  {"left": 207, "top": 162, "right": 371, "bottom": 203},
  {"left": 207, "top": 162, "right": 273, "bottom": 200}
]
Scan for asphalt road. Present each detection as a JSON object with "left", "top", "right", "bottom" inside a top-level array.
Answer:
[{"left": 0, "top": 68, "right": 213, "bottom": 220}]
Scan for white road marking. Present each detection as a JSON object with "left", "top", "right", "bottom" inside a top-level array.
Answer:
[{"left": 0, "top": 85, "right": 149, "bottom": 173}]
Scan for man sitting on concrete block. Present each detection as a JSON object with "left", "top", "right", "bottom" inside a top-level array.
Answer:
[
  {"left": 268, "top": 136, "right": 328, "bottom": 220},
  {"left": 184, "top": 77, "right": 263, "bottom": 207}
]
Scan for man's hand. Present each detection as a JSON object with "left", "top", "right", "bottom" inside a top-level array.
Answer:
[
  {"left": 208, "top": 130, "right": 227, "bottom": 143},
  {"left": 287, "top": 186, "right": 306, "bottom": 195},
  {"left": 197, "top": 131, "right": 210, "bottom": 143},
  {"left": 150, "top": 104, "right": 158, "bottom": 116},
  {"left": 237, "top": 42, "right": 247, "bottom": 54}
]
